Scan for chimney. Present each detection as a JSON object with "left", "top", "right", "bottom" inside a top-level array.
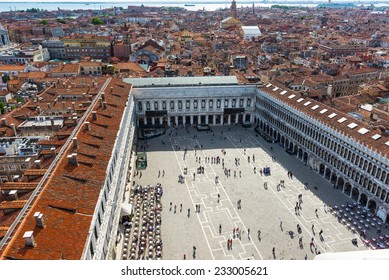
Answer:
[
  {"left": 71, "top": 102, "right": 75, "bottom": 112},
  {"left": 9, "top": 190, "right": 18, "bottom": 200},
  {"left": 33, "top": 212, "right": 45, "bottom": 228},
  {"left": 72, "top": 137, "right": 78, "bottom": 149},
  {"left": 10, "top": 124, "right": 17, "bottom": 136},
  {"left": 92, "top": 111, "right": 97, "bottom": 121},
  {"left": 103, "top": 102, "right": 107, "bottom": 109},
  {"left": 84, "top": 122, "right": 91, "bottom": 131},
  {"left": 72, "top": 116, "right": 78, "bottom": 125},
  {"left": 327, "top": 84, "right": 333, "bottom": 97},
  {"left": 23, "top": 231, "right": 36, "bottom": 247},
  {"left": 1, "top": 118, "right": 7, "bottom": 126},
  {"left": 50, "top": 147, "right": 56, "bottom": 156},
  {"left": 101, "top": 92, "right": 105, "bottom": 101},
  {"left": 37, "top": 106, "right": 42, "bottom": 114},
  {"left": 47, "top": 102, "right": 51, "bottom": 110},
  {"left": 99, "top": 98, "right": 103, "bottom": 108},
  {"left": 62, "top": 101, "right": 66, "bottom": 110},
  {"left": 12, "top": 175, "right": 20, "bottom": 182},
  {"left": 49, "top": 117, "right": 55, "bottom": 128},
  {"left": 34, "top": 159, "right": 41, "bottom": 169},
  {"left": 110, "top": 86, "right": 113, "bottom": 92},
  {"left": 67, "top": 153, "right": 78, "bottom": 166}
]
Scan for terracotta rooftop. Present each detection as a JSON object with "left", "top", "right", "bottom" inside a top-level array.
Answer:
[{"left": 0, "top": 77, "right": 131, "bottom": 260}]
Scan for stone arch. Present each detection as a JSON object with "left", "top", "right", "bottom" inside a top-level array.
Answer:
[
  {"left": 367, "top": 199, "right": 377, "bottom": 214},
  {"left": 337, "top": 177, "right": 344, "bottom": 190},
  {"left": 359, "top": 193, "right": 368, "bottom": 207},
  {"left": 351, "top": 187, "right": 359, "bottom": 201},
  {"left": 330, "top": 173, "right": 337, "bottom": 185},
  {"left": 280, "top": 135, "right": 285, "bottom": 146},
  {"left": 298, "top": 148, "right": 303, "bottom": 159},
  {"left": 170, "top": 116, "right": 176, "bottom": 126},
  {"left": 344, "top": 182, "right": 352, "bottom": 196},
  {"left": 325, "top": 168, "right": 331, "bottom": 180},
  {"left": 319, "top": 163, "right": 325, "bottom": 176}
]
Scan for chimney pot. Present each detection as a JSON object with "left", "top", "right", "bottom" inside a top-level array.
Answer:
[
  {"left": 99, "top": 98, "right": 103, "bottom": 108},
  {"left": 72, "top": 137, "right": 78, "bottom": 149},
  {"left": 23, "top": 231, "right": 36, "bottom": 247},
  {"left": 67, "top": 153, "right": 78, "bottom": 166},
  {"left": 9, "top": 190, "right": 18, "bottom": 200},
  {"left": 10, "top": 124, "right": 17, "bottom": 136},
  {"left": 71, "top": 102, "right": 75, "bottom": 111},
  {"left": 34, "top": 160, "right": 41, "bottom": 169},
  {"left": 84, "top": 122, "right": 91, "bottom": 131},
  {"left": 1, "top": 118, "right": 7, "bottom": 126},
  {"left": 92, "top": 111, "right": 97, "bottom": 121},
  {"left": 33, "top": 212, "right": 45, "bottom": 228},
  {"left": 103, "top": 101, "right": 107, "bottom": 109}
]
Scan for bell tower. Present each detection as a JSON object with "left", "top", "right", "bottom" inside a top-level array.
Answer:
[{"left": 231, "top": 0, "right": 237, "bottom": 18}]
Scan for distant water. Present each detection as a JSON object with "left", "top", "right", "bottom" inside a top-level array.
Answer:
[
  {"left": 0, "top": 1, "right": 315, "bottom": 12},
  {"left": 0, "top": 1, "right": 388, "bottom": 12}
]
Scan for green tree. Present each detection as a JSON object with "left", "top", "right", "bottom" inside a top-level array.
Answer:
[
  {"left": 2, "top": 75, "right": 10, "bottom": 83},
  {"left": 57, "top": 18, "right": 66, "bottom": 24},
  {"left": 91, "top": 17, "right": 104, "bottom": 25},
  {"left": 39, "top": 19, "right": 48, "bottom": 25},
  {"left": 0, "top": 102, "right": 5, "bottom": 114}
]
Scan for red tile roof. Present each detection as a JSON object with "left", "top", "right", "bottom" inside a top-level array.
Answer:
[{"left": 0, "top": 78, "right": 131, "bottom": 260}]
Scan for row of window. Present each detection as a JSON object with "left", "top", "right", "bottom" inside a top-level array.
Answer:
[
  {"left": 138, "top": 98, "right": 252, "bottom": 111},
  {"left": 0, "top": 163, "right": 28, "bottom": 171},
  {"left": 258, "top": 110, "right": 389, "bottom": 204},
  {"left": 257, "top": 96, "right": 388, "bottom": 185}
]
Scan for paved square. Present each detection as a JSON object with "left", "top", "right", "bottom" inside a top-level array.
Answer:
[{"left": 131, "top": 125, "right": 384, "bottom": 260}]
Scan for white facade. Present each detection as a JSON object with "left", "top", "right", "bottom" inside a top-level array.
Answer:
[
  {"left": 127, "top": 77, "right": 257, "bottom": 127},
  {"left": 82, "top": 94, "right": 136, "bottom": 260}
]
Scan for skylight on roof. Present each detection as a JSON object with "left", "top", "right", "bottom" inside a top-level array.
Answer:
[
  {"left": 371, "top": 134, "right": 381, "bottom": 140},
  {"left": 288, "top": 94, "right": 296, "bottom": 99},
  {"left": 297, "top": 98, "right": 304, "bottom": 103},
  {"left": 304, "top": 101, "right": 311, "bottom": 106},
  {"left": 338, "top": 117, "right": 347, "bottom": 123},
  {"left": 320, "top": 109, "right": 328, "bottom": 114},
  {"left": 358, "top": 128, "right": 369, "bottom": 134},
  {"left": 280, "top": 90, "right": 287, "bottom": 95},
  {"left": 347, "top": 122, "right": 358, "bottom": 129},
  {"left": 328, "top": 113, "right": 337, "bottom": 119},
  {"left": 272, "top": 86, "right": 279, "bottom": 91},
  {"left": 266, "top": 83, "right": 272, "bottom": 88},
  {"left": 311, "top": 105, "right": 319, "bottom": 110}
]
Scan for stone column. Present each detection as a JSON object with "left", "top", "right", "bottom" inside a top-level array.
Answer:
[
  {"left": 206, "top": 115, "right": 209, "bottom": 125},
  {"left": 143, "top": 118, "right": 147, "bottom": 125},
  {"left": 183, "top": 116, "right": 186, "bottom": 125},
  {"left": 190, "top": 115, "right": 194, "bottom": 125},
  {"left": 159, "top": 117, "right": 163, "bottom": 125},
  {"left": 250, "top": 114, "right": 254, "bottom": 123},
  {"left": 167, "top": 117, "right": 171, "bottom": 127},
  {"left": 220, "top": 115, "right": 224, "bottom": 125},
  {"left": 213, "top": 115, "right": 216, "bottom": 125},
  {"left": 175, "top": 116, "right": 178, "bottom": 125},
  {"left": 151, "top": 118, "right": 155, "bottom": 125},
  {"left": 235, "top": 113, "right": 239, "bottom": 124},
  {"left": 198, "top": 115, "right": 201, "bottom": 124},
  {"left": 228, "top": 115, "right": 231, "bottom": 125}
]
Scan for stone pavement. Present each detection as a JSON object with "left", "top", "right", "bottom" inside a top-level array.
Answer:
[{"left": 132, "top": 125, "right": 374, "bottom": 260}]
